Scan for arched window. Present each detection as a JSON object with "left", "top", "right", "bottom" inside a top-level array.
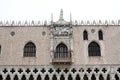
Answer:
[
  {"left": 91, "top": 74, "right": 96, "bottom": 80},
  {"left": 68, "top": 74, "right": 73, "bottom": 80},
  {"left": 29, "top": 75, "right": 34, "bottom": 80},
  {"left": 99, "top": 74, "right": 104, "bottom": 80},
  {"left": 6, "top": 74, "right": 11, "bottom": 80},
  {"left": 44, "top": 75, "right": 49, "bottom": 80},
  {"left": 0, "top": 74, "right": 3, "bottom": 80},
  {"left": 88, "top": 41, "right": 101, "bottom": 56},
  {"left": 83, "top": 30, "right": 88, "bottom": 40},
  {"left": 23, "top": 42, "right": 36, "bottom": 57},
  {"left": 60, "top": 74, "right": 65, "bottom": 80},
  {"left": 115, "top": 74, "right": 119, "bottom": 80},
  {"left": 21, "top": 75, "right": 26, "bottom": 80},
  {"left": 98, "top": 30, "right": 103, "bottom": 40},
  {"left": 55, "top": 43, "right": 68, "bottom": 58},
  {"left": 14, "top": 75, "right": 19, "bottom": 80},
  {"left": 76, "top": 74, "right": 80, "bottom": 80},
  {"left": 83, "top": 74, "right": 88, "bottom": 80},
  {"left": 0, "top": 45, "right": 1, "bottom": 54},
  {"left": 37, "top": 75, "right": 41, "bottom": 80},
  {"left": 52, "top": 74, "right": 57, "bottom": 80},
  {"left": 107, "top": 74, "right": 110, "bottom": 80}
]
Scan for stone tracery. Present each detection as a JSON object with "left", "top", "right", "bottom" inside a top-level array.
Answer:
[{"left": 0, "top": 65, "right": 119, "bottom": 80}]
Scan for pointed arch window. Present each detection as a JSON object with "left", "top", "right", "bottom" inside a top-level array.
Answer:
[
  {"left": 44, "top": 75, "right": 49, "bottom": 80},
  {"left": 88, "top": 41, "right": 101, "bottom": 56},
  {"left": 99, "top": 74, "right": 104, "bottom": 80},
  {"left": 98, "top": 30, "right": 103, "bottom": 40},
  {"left": 29, "top": 75, "right": 34, "bottom": 80},
  {"left": 107, "top": 74, "right": 110, "bottom": 80},
  {"left": 21, "top": 75, "right": 26, "bottom": 80},
  {"left": 60, "top": 75, "right": 65, "bottom": 80},
  {"left": 68, "top": 74, "right": 73, "bottom": 80},
  {"left": 23, "top": 42, "right": 36, "bottom": 57},
  {"left": 83, "top": 30, "right": 88, "bottom": 40},
  {"left": 6, "top": 74, "right": 11, "bottom": 80},
  {"left": 76, "top": 74, "right": 80, "bottom": 80},
  {"left": 37, "top": 75, "right": 41, "bottom": 80},
  {"left": 54, "top": 43, "right": 68, "bottom": 58},
  {"left": 0, "top": 45, "right": 1, "bottom": 54},
  {"left": 83, "top": 74, "right": 88, "bottom": 80},
  {"left": 0, "top": 74, "right": 3, "bottom": 80},
  {"left": 14, "top": 75, "right": 18, "bottom": 80},
  {"left": 91, "top": 74, "right": 96, "bottom": 80},
  {"left": 115, "top": 74, "right": 119, "bottom": 80},
  {"left": 52, "top": 74, "right": 57, "bottom": 80}
]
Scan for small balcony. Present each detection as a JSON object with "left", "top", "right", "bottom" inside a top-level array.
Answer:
[{"left": 52, "top": 52, "right": 72, "bottom": 64}]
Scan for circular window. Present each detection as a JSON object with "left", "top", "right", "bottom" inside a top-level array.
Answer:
[
  {"left": 10, "top": 31, "right": 15, "bottom": 36},
  {"left": 42, "top": 31, "right": 46, "bottom": 36},
  {"left": 91, "top": 29, "right": 95, "bottom": 33}
]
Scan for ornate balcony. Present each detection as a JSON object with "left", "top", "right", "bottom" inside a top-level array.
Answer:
[
  {"left": 52, "top": 52, "right": 72, "bottom": 64},
  {"left": 52, "top": 57, "right": 72, "bottom": 64}
]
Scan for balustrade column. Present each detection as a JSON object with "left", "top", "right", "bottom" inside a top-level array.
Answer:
[
  {"left": 34, "top": 75, "right": 38, "bottom": 80},
  {"left": 10, "top": 75, "right": 14, "bottom": 80},
  {"left": 81, "top": 74, "right": 84, "bottom": 80},
  {"left": 57, "top": 75, "right": 60, "bottom": 80},
  {"left": 72, "top": 75, "right": 76, "bottom": 80},
  {"left": 65, "top": 75, "right": 68, "bottom": 80},
  {"left": 41, "top": 75, "right": 45, "bottom": 80},
  {"left": 49, "top": 75, "right": 52, "bottom": 80},
  {"left": 26, "top": 74, "right": 29, "bottom": 80},
  {"left": 88, "top": 74, "right": 91, "bottom": 80},
  {"left": 3, "top": 75, "right": 5, "bottom": 80},
  {"left": 96, "top": 74, "right": 99, "bottom": 80},
  {"left": 103, "top": 74, "right": 107, "bottom": 80},
  {"left": 111, "top": 74, "right": 115, "bottom": 80}
]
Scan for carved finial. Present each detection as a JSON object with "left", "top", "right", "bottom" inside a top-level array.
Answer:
[
  {"left": 44, "top": 20, "right": 47, "bottom": 26},
  {"left": 51, "top": 13, "right": 53, "bottom": 22},
  {"left": 70, "top": 12, "right": 72, "bottom": 23},
  {"left": 75, "top": 20, "right": 78, "bottom": 25},
  {"left": 118, "top": 20, "right": 120, "bottom": 25},
  {"left": 59, "top": 9, "right": 64, "bottom": 20}
]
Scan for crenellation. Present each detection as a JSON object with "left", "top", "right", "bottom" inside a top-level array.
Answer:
[{"left": 0, "top": 20, "right": 120, "bottom": 27}]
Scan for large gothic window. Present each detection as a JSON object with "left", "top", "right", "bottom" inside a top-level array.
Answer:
[
  {"left": 88, "top": 41, "right": 101, "bottom": 56},
  {"left": 83, "top": 30, "right": 88, "bottom": 40},
  {"left": 54, "top": 43, "right": 68, "bottom": 59},
  {"left": 23, "top": 42, "right": 36, "bottom": 57},
  {"left": 98, "top": 30, "right": 103, "bottom": 40}
]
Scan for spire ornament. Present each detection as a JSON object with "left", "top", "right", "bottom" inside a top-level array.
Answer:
[
  {"left": 70, "top": 12, "right": 72, "bottom": 24},
  {"left": 59, "top": 9, "right": 64, "bottom": 21},
  {"left": 51, "top": 13, "right": 53, "bottom": 22}
]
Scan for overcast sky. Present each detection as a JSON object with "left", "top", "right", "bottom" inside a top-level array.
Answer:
[{"left": 0, "top": 0, "right": 120, "bottom": 22}]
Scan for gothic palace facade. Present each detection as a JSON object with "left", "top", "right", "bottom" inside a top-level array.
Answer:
[{"left": 0, "top": 9, "right": 120, "bottom": 80}]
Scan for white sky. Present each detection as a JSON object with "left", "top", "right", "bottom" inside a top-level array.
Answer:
[{"left": 0, "top": 0, "right": 120, "bottom": 21}]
